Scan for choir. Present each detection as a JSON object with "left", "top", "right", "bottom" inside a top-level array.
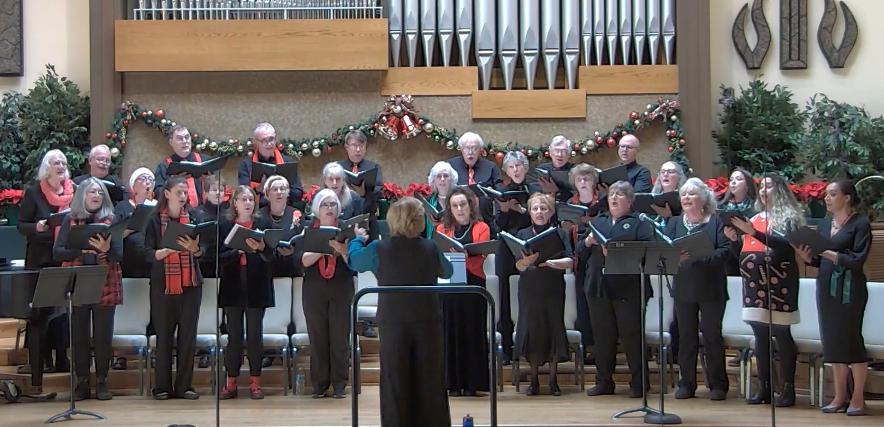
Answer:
[{"left": 13, "top": 127, "right": 873, "bottom": 417}]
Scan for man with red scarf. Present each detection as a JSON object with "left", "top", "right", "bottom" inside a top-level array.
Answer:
[
  {"left": 153, "top": 125, "right": 213, "bottom": 209},
  {"left": 237, "top": 122, "right": 303, "bottom": 206}
]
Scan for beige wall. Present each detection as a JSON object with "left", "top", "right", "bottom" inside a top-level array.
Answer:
[
  {"left": 711, "top": 0, "right": 881, "bottom": 120},
  {"left": 0, "top": 0, "right": 90, "bottom": 95}
]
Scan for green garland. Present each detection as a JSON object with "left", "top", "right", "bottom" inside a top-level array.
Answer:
[{"left": 104, "top": 96, "right": 689, "bottom": 173}]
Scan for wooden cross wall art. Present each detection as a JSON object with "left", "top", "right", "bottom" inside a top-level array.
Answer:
[{"left": 780, "top": 0, "right": 807, "bottom": 69}]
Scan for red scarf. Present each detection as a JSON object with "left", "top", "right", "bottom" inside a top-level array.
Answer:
[
  {"left": 40, "top": 179, "right": 74, "bottom": 210},
  {"left": 250, "top": 149, "right": 285, "bottom": 190},
  {"left": 313, "top": 219, "right": 338, "bottom": 279},
  {"left": 160, "top": 207, "right": 196, "bottom": 295},
  {"left": 236, "top": 219, "right": 253, "bottom": 266},
  {"left": 62, "top": 216, "right": 123, "bottom": 306},
  {"left": 165, "top": 152, "right": 202, "bottom": 208}
]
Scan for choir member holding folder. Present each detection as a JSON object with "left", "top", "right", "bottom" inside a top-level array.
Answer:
[
  {"left": 616, "top": 135, "right": 653, "bottom": 193},
  {"left": 154, "top": 125, "right": 215, "bottom": 208},
  {"left": 143, "top": 175, "right": 205, "bottom": 400},
  {"left": 530, "top": 136, "right": 574, "bottom": 201},
  {"left": 321, "top": 162, "right": 365, "bottom": 221},
  {"left": 114, "top": 167, "right": 156, "bottom": 278},
  {"left": 259, "top": 175, "right": 303, "bottom": 277},
  {"left": 218, "top": 186, "right": 275, "bottom": 400},
  {"left": 53, "top": 177, "right": 123, "bottom": 401},
  {"left": 434, "top": 187, "right": 491, "bottom": 397},
  {"left": 511, "top": 193, "right": 572, "bottom": 396},
  {"left": 238, "top": 123, "right": 303, "bottom": 206},
  {"left": 73, "top": 145, "right": 129, "bottom": 204},
  {"left": 794, "top": 181, "right": 872, "bottom": 415},
  {"left": 660, "top": 178, "right": 730, "bottom": 401},
  {"left": 338, "top": 130, "right": 382, "bottom": 240},
  {"left": 299, "top": 189, "right": 355, "bottom": 399},
  {"left": 580, "top": 181, "right": 654, "bottom": 398},
  {"left": 422, "top": 161, "right": 459, "bottom": 238}
]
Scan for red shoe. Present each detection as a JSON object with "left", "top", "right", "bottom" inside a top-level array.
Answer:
[
  {"left": 220, "top": 377, "right": 237, "bottom": 400},
  {"left": 249, "top": 376, "right": 264, "bottom": 400}
]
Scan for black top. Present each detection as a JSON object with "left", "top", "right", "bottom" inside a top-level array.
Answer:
[
  {"left": 625, "top": 161, "right": 653, "bottom": 193},
  {"left": 259, "top": 204, "right": 303, "bottom": 278},
  {"left": 217, "top": 218, "right": 276, "bottom": 308},
  {"left": 114, "top": 201, "right": 150, "bottom": 278},
  {"left": 340, "top": 193, "right": 366, "bottom": 220},
  {"left": 74, "top": 173, "right": 129, "bottom": 204},
  {"left": 811, "top": 214, "right": 872, "bottom": 301},
  {"left": 17, "top": 182, "right": 62, "bottom": 269},
  {"left": 53, "top": 214, "right": 124, "bottom": 265},
  {"left": 238, "top": 152, "right": 304, "bottom": 205},
  {"left": 662, "top": 215, "right": 731, "bottom": 302},
  {"left": 578, "top": 212, "right": 655, "bottom": 299},
  {"left": 493, "top": 181, "right": 531, "bottom": 234},
  {"left": 530, "top": 161, "right": 574, "bottom": 201},
  {"left": 338, "top": 158, "right": 383, "bottom": 212},
  {"left": 447, "top": 156, "right": 501, "bottom": 187},
  {"left": 142, "top": 209, "right": 205, "bottom": 290},
  {"left": 153, "top": 151, "right": 214, "bottom": 204},
  {"left": 374, "top": 237, "right": 448, "bottom": 324}
]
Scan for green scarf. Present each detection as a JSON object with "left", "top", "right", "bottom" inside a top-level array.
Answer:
[{"left": 829, "top": 265, "right": 852, "bottom": 304}]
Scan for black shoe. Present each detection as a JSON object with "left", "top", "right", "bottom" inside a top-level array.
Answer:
[
  {"left": 312, "top": 391, "right": 328, "bottom": 399},
  {"left": 153, "top": 391, "right": 170, "bottom": 400},
  {"left": 583, "top": 355, "right": 596, "bottom": 366},
  {"left": 550, "top": 382, "right": 561, "bottom": 396},
  {"left": 95, "top": 378, "right": 112, "bottom": 400},
  {"left": 16, "top": 364, "right": 31, "bottom": 374},
  {"left": 74, "top": 379, "right": 90, "bottom": 401},
  {"left": 448, "top": 389, "right": 462, "bottom": 397},
  {"left": 675, "top": 386, "right": 695, "bottom": 399},
  {"left": 775, "top": 383, "right": 795, "bottom": 407},
  {"left": 112, "top": 357, "right": 127, "bottom": 370},
  {"left": 587, "top": 382, "right": 615, "bottom": 396},
  {"left": 629, "top": 387, "right": 645, "bottom": 398},
  {"left": 501, "top": 355, "right": 512, "bottom": 366},
  {"left": 181, "top": 389, "right": 199, "bottom": 400},
  {"left": 198, "top": 354, "right": 210, "bottom": 369},
  {"left": 709, "top": 389, "right": 728, "bottom": 401},
  {"left": 464, "top": 390, "right": 486, "bottom": 397},
  {"left": 261, "top": 357, "right": 273, "bottom": 368},
  {"left": 363, "top": 325, "right": 378, "bottom": 338},
  {"left": 332, "top": 387, "right": 346, "bottom": 399},
  {"left": 747, "top": 382, "right": 772, "bottom": 405},
  {"left": 55, "top": 357, "right": 70, "bottom": 373}
]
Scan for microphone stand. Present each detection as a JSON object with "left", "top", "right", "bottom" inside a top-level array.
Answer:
[
  {"left": 645, "top": 254, "right": 681, "bottom": 425},
  {"left": 213, "top": 170, "right": 222, "bottom": 427}
]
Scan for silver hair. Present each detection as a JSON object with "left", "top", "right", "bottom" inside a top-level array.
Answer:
[
  {"left": 652, "top": 161, "right": 687, "bottom": 194},
  {"left": 679, "top": 177, "right": 718, "bottom": 215},
  {"left": 89, "top": 144, "right": 110, "bottom": 159},
  {"left": 69, "top": 177, "right": 115, "bottom": 220},
  {"left": 311, "top": 188, "right": 341, "bottom": 218},
  {"left": 608, "top": 180, "right": 636, "bottom": 202},
  {"left": 37, "top": 149, "right": 70, "bottom": 181},
  {"left": 427, "top": 161, "right": 459, "bottom": 194},
  {"left": 502, "top": 151, "right": 529, "bottom": 169},
  {"left": 321, "top": 162, "right": 353, "bottom": 208},
  {"left": 457, "top": 131, "right": 485, "bottom": 149},
  {"left": 549, "top": 135, "right": 572, "bottom": 150},
  {"left": 253, "top": 122, "right": 276, "bottom": 137}
]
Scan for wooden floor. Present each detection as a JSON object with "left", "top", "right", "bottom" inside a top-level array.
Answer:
[{"left": 2, "top": 385, "right": 881, "bottom": 426}]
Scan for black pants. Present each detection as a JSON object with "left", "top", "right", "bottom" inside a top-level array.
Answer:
[
  {"left": 379, "top": 320, "right": 450, "bottom": 427},
  {"left": 749, "top": 322, "right": 797, "bottom": 386},
  {"left": 26, "top": 308, "right": 68, "bottom": 387},
  {"left": 493, "top": 245, "right": 515, "bottom": 360},
  {"left": 588, "top": 295, "right": 648, "bottom": 390},
  {"left": 574, "top": 266, "right": 594, "bottom": 350},
  {"left": 151, "top": 285, "right": 201, "bottom": 396},
  {"left": 224, "top": 307, "right": 265, "bottom": 377},
  {"left": 303, "top": 287, "right": 351, "bottom": 393},
  {"left": 72, "top": 305, "right": 116, "bottom": 380},
  {"left": 674, "top": 299, "right": 728, "bottom": 392}
]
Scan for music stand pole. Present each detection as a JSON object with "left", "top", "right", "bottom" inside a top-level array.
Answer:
[{"left": 644, "top": 250, "right": 682, "bottom": 425}]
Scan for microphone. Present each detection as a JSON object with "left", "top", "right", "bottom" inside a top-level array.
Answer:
[{"left": 638, "top": 212, "right": 664, "bottom": 231}]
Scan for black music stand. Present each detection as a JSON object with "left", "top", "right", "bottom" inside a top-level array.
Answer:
[
  {"left": 603, "top": 241, "right": 662, "bottom": 421},
  {"left": 32, "top": 265, "right": 108, "bottom": 423},
  {"left": 642, "top": 243, "right": 683, "bottom": 425}
]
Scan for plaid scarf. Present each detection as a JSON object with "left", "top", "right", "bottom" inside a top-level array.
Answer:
[
  {"left": 164, "top": 153, "right": 202, "bottom": 208},
  {"left": 160, "top": 208, "right": 196, "bottom": 295},
  {"left": 62, "top": 216, "right": 123, "bottom": 306}
]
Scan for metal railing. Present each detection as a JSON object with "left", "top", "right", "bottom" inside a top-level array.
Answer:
[
  {"left": 132, "top": 0, "right": 382, "bottom": 20},
  {"left": 350, "top": 285, "right": 498, "bottom": 427}
]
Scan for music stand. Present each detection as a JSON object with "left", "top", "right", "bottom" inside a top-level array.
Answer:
[
  {"left": 642, "top": 242, "right": 683, "bottom": 425},
  {"left": 602, "top": 241, "right": 661, "bottom": 421},
  {"left": 32, "top": 265, "right": 109, "bottom": 423}
]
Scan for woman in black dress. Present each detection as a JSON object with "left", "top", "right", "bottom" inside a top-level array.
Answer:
[
  {"left": 514, "top": 193, "right": 573, "bottom": 396},
  {"left": 260, "top": 175, "right": 303, "bottom": 278},
  {"left": 300, "top": 188, "right": 355, "bottom": 399},
  {"left": 581, "top": 181, "right": 655, "bottom": 397},
  {"left": 795, "top": 180, "right": 871, "bottom": 416},
  {"left": 662, "top": 178, "right": 731, "bottom": 401},
  {"left": 114, "top": 167, "right": 156, "bottom": 278},
  {"left": 218, "top": 185, "right": 275, "bottom": 400},
  {"left": 348, "top": 197, "right": 453, "bottom": 427},
  {"left": 724, "top": 174, "right": 804, "bottom": 407},
  {"left": 718, "top": 167, "right": 757, "bottom": 279},
  {"left": 436, "top": 186, "right": 491, "bottom": 396}
]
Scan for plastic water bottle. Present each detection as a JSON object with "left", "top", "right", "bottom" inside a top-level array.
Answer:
[
  {"left": 462, "top": 414, "right": 474, "bottom": 427},
  {"left": 295, "top": 369, "right": 305, "bottom": 395}
]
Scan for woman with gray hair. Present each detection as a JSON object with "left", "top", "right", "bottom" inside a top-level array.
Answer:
[
  {"left": 299, "top": 189, "right": 356, "bottom": 399},
  {"left": 422, "top": 161, "right": 459, "bottom": 237},
  {"left": 649, "top": 161, "right": 687, "bottom": 218},
  {"left": 661, "top": 177, "right": 731, "bottom": 401},
  {"left": 321, "top": 162, "right": 364, "bottom": 220},
  {"left": 52, "top": 177, "right": 123, "bottom": 401}
]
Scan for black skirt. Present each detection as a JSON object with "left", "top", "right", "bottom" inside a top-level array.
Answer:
[
  {"left": 514, "top": 267, "right": 569, "bottom": 365},
  {"left": 442, "top": 272, "right": 489, "bottom": 392}
]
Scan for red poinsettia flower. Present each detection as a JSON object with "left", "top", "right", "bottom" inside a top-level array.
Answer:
[
  {"left": 802, "top": 181, "right": 828, "bottom": 201},
  {"left": 381, "top": 182, "right": 405, "bottom": 200},
  {"left": 405, "top": 183, "right": 433, "bottom": 198},
  {"left": 788, "top": 183, "right": 806, "bottom": 202},
  {"left": 0, "top": 189, "right": 24, "bottom": 206},
  {"left": 302, "top": 184, "right": 321, "bottom": 204},
  {"left": 704, "top": 177, "right": 729, "bottom": 199}
]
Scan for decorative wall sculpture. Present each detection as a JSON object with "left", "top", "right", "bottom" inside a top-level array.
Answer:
[
  {"left": 0, "top": 0, "right": 22, "bottom": 77},
  {"left": 780, "top": 0, "right": 807, "bottom": 69},
  {"left": 732, "top": 0, "right": 771, "bottom": 70},
  {"left": 818, "top": 0, "right": 858, "bottom": 68}
]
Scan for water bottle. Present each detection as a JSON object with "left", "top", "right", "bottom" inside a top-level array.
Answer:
[
  {"left": 295, "top": 369, "right": 305, "bottom": 395},
  {"left": 462, "top": 414, "right": 474, "bottom": 427}
]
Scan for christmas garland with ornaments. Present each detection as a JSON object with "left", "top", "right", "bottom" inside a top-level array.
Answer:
[{"left": 104, "top": 95, "right": 689, "bottom": 172}]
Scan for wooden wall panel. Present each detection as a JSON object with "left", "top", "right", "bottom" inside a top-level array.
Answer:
[
  {"left": 380, "top": 67, "right": 478, "bottom": 96},
  {"left": 115, "top": 19, "right": 389, "bottom": 72},
  {"left": 471, "top": 90, "right": 586, "bottom": 119},
  {"left": 579, "top": 65, "right": 679, "bottom": 95}
]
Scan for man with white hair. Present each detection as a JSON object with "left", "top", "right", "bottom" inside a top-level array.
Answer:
[
  {"left": 530, "top": 135, "right": 575, "bottom": 201},
  {"left": 74, "top": 144, "right": 129, "bottom": 203},
  {"left": 237, "top": 122, "right": 303, "bottom": 206},
  {"left": 617, "top": 134, "right": 653, "bottom": 193},
  {"left": 447, "top": 132, "right": 501, "bottom": 224},
  {"left": 154, "top": 125, "right": 214, "bottom": 208}
]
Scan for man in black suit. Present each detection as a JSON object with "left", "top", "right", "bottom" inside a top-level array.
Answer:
[
  {"left": 237, "top": 122, "right": 303, "bottom": 206},
  {"left": 530, "top": 135, "right": 575, "bottom": 201},
  {"left": 447, "top": 132, "right": 501, "bottom": 225},
  {"left": 73, "top": 144, "right": 128, "bottom": 204},
  {"left": 618, "top": 135, "right": 653, "bottom": 193},
  {"left": 338, "top": 129, "right": 383, "bottom": 243}
]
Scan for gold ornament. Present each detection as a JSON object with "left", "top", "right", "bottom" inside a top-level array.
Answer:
[
  {"left": 422, "top": 122, "right": 435, "bottom": 133},
  {"left": 580, "top": 147, "right": 588, "bottom": 155}
]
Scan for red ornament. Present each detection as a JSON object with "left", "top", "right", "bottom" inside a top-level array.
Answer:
[
  {"left": 192, "top": 133, "right": 199, "bottom": 139},
  {"left": 139, "top": 111, "right": 149, "bottom": 118},
  {"left": 666, "top": 129, "right": 676, "bottom": 138},
  {"left": 122, "top": 119, "right": 130, "bottom": 127},
  {"left": 278, "top": 143, "right": 284, "bottom": 150},
  {"left": 678, "top": 138, "right": 686, "bottom": 146},
  {"left": 105, "top": 132, "right": 112, "bottom": 140},
  {"left": 495, "top": 151, "right": 505, "bottom": 163},
  {"left": 111, "top": 133, "right": 117, "bottom": 139},
  {"left": 154, "top": 109, "right": 166, "bottom": 120},
  {"left": 630, "top": 111, "right": 639, "bottom": 120},
  {"left": 606, "top": 137, "right": 616, "bottom": 148},
  {"left": 543, "top": 151, "right": 550, "bottom": 158},
  {"left": 595, "top": 136, "right": 603, "bottom": 143},
  {"left": 667, "top": 146, "right": 674, "bottom": 153}
]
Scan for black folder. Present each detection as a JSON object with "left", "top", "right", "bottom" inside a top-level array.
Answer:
[
  {"left": 126, "top": 202, "right": 158, "bottom": 232},
  {"left": 48, "top": 210, "right": 70, "bottom": 230},
  {"left": 587, "top": 221, "right": 610, "bottom": 246},
  {"left": 223, "top": 224, "right": 266, "bottom": 253},
  {"left": 633, "top": 191, "right": 682, "bottom": 216},
  {"left": 98, "top": 179, "right": 126, "bottom": 203},
  {"left": 556, "top": 202, "right": 590, "bottom": 224},
  {"left": 597, "top": 164, "right": 629, "bottom": 186},
  {"left": 167, "top": 155, "right": 229, "bottom": 177},
  {"left": 262, "top": 228, "right": 298, "bottom": 250},
  {"left": 344, "top": 167, "right": 379, "bottom": 188},
  {"left": 717, "top": 210, "right": 749, "bottom": 235},
  {"left": 786, "top": 226, "right": 835, "bottom": 256},
  {"left": 479, "top": 185, "right": 529, "bottom": 204},
  {"left": 499, "top": 228, "right": 565, "bottom": 264},
  {"left": 250, "top": 161, "right": 299, "bottom": 184},
  {"left": 431, "top": 231, "right": 499, "bottom": 256},
  {"left": 65, "top": 224, "right": 112, "bottom": 251},
  {"left": 654, "top": 228, "right": 714, "bottom": 261},
  {"left": 533, "top": 168, "right": 572, "bottom": 190},
  {"left": 417, "top": 195, "right": 444, "bottom": 222},
  {"left": 160, "top": 221, "right": 217, "bottom": 251}
]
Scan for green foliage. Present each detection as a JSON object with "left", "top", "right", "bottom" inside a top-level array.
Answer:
[
  {"left": 0, "top": 92, "right": 25, "bottom": 190},
  {"left": 713, "top": 79, "right": 805, "bottom": 180},
  {"left": 19, "top": 64, "right": 90, "bottom": 182}
]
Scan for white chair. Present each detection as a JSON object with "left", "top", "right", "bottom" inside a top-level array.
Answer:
[
  {"left": 290, "top": 276, "right": 309, "bottom": 393},
  {"left": 792, "top": 278, "right": 824, "bottom": 406},
  {"left": 645, "top": 275, "right": 676, "bottom": 392},
  {"left": 482, "top": 254, "right": 504, "bottom": 392},
  {"left": 722, "top": 276, "right": 756, "bottom": 398},
  {"left": 509, "top": 273, "right": 584, "bottom": 391},
  {"left": 112, "top": 278, "right": 151, "bottom": 395},
  {"left": 355, "top": 271, "right": 378, "bottom": 327},
  {"left": 262, "top": 278, "right": 294, "bottom": 395}
]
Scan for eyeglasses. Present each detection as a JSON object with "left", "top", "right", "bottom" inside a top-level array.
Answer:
[
  {"left": 136, "top": 175, "right": 155, "bottom": 183},
  {"left": 257, "top": 136, "right": 277, "bottom": 145},
  {"left": 268, "top": 185, "right": 289, "bottom": 194},
  {"left": 619, "top": 144, "right": 638, "bottom": 151},
  {"left": 87, "top": 189, "right": 104, "bottom": 196},
  {"left": 461, "top": 146, "right": 481, "bottom": 154},
  {"left": 660, "top": 169, "right": 680, "bottom": 175},
  {"left": 93, "top": 157, "right": 111, "bottom": 165},
  {"left": 320, "top": 202, "right": 339, "bottom": 209},
  {"left": 550, "top": 148, "right": 570, "bottom": 155}
]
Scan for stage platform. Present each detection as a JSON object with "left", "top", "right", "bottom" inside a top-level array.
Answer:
[{"left": 1, "top": 385, "right": 880, "bottom": 426}]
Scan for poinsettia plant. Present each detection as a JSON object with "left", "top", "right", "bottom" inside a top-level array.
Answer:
[
  {"left": 381, "top": 182, "right": 405, "bottom": 200},
  {"left": 301, "top": 184, "right": 321, "bottom": 204},
  {"left": 405, "top": 183, "right": 432, "bottom": 198},
  {"left": 790, "top": 181, "right": 827, "bottom": 202},
  {"left": 704, "top": 177, "right": 729, "bottom": 199},
  {"left": 0, "top": 188, "right": 23, "bottom": 206}
]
